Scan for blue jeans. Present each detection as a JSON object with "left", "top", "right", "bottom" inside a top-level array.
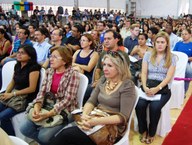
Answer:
[
  {"left": 20, "top": 117, "right": 64, "bottom": 145},
  {"left": 0, "top": 103, "right": 17, "bottom": 135},
  {"left": 3, "top": 57, "right": 16, "bottom": 65}
]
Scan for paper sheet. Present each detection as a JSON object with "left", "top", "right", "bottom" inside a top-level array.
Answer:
[{"left": 138, "top": 88, "right": 161, "bottom": 101}]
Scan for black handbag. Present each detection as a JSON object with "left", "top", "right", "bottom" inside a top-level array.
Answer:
[{"left": 141, "top": 79, "right": 169, "bottom": 94}]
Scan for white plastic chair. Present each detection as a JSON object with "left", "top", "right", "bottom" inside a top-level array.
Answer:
[
  {"left": 9, "top": 136, "right": 29, "bottom": 145},
  {"left": 0, "top": 60, "right": 17, "bottom": 93},
  {"left": 77, "top": 73, "right": 89, "bottom": 108},
  {"left": 114, "top": 86, "right": 139, "bottom": 145},
  {"left": 170, "top": 51, "right": 188, "bottom": 108},
  {"left": 11, "top": 68, "right": 46, "bottom": 143},
  {"left": 134, "top": 93, "right": 171, "bottom": 137}
]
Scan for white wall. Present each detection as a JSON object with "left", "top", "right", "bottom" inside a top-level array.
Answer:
[{"left": 135, "top": 0, "right": 179, "bottom": 17}]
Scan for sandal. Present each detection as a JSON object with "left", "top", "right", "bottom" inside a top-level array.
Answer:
[
  {"left": 146, "top": 136, "right": 154, "bottom": 144},
  {"left": 139, "top": 133, "right": 147, "bottom": 143}
]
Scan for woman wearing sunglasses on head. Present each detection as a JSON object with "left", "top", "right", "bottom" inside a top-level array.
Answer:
[{"left": 51, "top": 51, "right": 137, "bottom": 145}]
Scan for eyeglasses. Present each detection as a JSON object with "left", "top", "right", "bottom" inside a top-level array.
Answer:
[
  {"left": 50, "top": 55, "right": 62, "bottom": 60},
  {"left": 17, "top": 51, "right": 27, "bottom": 55},
  {"left": 106, "top": 50, "right": 124, "bottom": 61}
]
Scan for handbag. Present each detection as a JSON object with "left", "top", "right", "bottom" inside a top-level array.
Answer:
[
  {"left": 73, "top": 108, "right": 119, "bottom": 145},
  {"left": 141, "top": 79, "right": 169, "bottom": 94},
  {"left": 0, "top": 90, "right": 27, "bottom": 112},
  {"left": 27, "top": 92, "right": 69, "bottom": 128}
]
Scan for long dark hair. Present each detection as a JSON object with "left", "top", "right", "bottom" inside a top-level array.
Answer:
[
  {"left": 0, "top": 28, "right": 12, "bottom": 42},
  {"left": 18, "top": 44, "right": 39, "bottom": 65}
]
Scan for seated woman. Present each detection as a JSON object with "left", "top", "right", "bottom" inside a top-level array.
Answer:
[
  {"left": 130, "top": 33, "right": 152, "bottom": 60},
  {"left": 73, "top": 33, "right": 99, "bottom": 84},
  {"left": 0, "top": 28, "right": 12, "bottom": 61},
  {"left": 51, "top": 51, "right": 137, "bottom": 145},
  {"left": 0, "top": 44, "right": 41, "bottom": 135},
  {"left": 136, "top": 32, "right": 176, "bottom": 144},
  {"left": 20, "top": 45, "right": 80, "bottom": 145},
  {"left": 173, "top": 29, "right": 192, "bottom": 91},
  {"left": 130, "top": 33, "right": 152, "bottom": 81}
]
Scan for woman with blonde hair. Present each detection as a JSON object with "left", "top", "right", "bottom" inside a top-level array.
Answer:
[
  {"left": 136, "top": 32, "right": 176, "bottom": 144},
  {"left": 51, "top": 51, "right": 137, "bottom": 145}
]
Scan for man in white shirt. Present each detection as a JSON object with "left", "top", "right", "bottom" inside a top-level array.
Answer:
[
  {"left": 33, "top": 28, "right": 52, "bottom": 65},
  {"left": 165, "top": 23, "right": 181, "bottom": 50}
]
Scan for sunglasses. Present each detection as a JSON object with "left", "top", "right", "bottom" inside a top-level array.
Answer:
[{"left": 106, "top": 50, "right": 124, "bottom": 61}]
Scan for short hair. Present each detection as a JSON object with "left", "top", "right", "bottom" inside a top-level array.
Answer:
[
  {"left": 130, "top": 24, "right": 140, "bottom": 30},
  {"left": 28, "top": 24, "right": 36, "bottom": 30},
  {"left": 20, "top": 27, "right": 30, "bottom": 38},
  {"left": 97, "top": 21, "right": 106, "bottom": 27},
  {"left": 138, "top": 33, "right": 148, "bottom": 40},
  {"left": 105, "top": 29, "right": 119, "bottom": 39},
  {"left": 50, "top": 45, "right": 73, "bottom": 68},
  {"left": 73, "top": 24, "right": 83, "bottom": 34},
  {"left": 149, "top": 27, "right": 159, "bottom": 35}
]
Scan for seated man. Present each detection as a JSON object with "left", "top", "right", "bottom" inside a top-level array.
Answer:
[{"left": 33, "top": 28, "right": 52, "bottom": 65}]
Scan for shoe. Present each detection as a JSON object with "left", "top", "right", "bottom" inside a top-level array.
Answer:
[
  {"left": 146, "top": 136, "right": 154, "bottom": 144},
  {"left": 139, "top": 133, "right": 147, "bottom": 143}
]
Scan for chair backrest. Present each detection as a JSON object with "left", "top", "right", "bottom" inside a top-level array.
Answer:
[
  {"left": 39, "top": 68, "right": 46, "bottom": 89},
  {"left": 77, "top": 73, "right": 89, "bottom": 108},
  {"left": 172, "top": 51, "right": 188, "bottom": 78},
  {"left": 0, "top": 60, "right": 17, "bottom": 92},
  {"left": 114, "top": 86, "right": 139, "bottom": 145},
  {"left": 9, "top": 136, "right": 29, "bottom": 145}
]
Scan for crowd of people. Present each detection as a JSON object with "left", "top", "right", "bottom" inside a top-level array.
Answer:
[{"left": 0, "top": 4, "right": 192, "bottom": 145}]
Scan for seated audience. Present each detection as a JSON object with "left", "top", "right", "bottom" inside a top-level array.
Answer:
[
  {"left": 135, "top": 32, "right": 176, "bottom": 144},
  {"left": 1, "top": 27, "right": 32, "bottom": 65},
  {"left": 73, "top": 33, "right": 99, "bottom": 83},
  {"left": 0, "top": 44, "right": 41, "bottom": 135},
  {"left": 20, "top": 46, "right": 80, "bottom": 145},
  {"left": 51, "top": 51, "right": 137, "bottom": 145}
]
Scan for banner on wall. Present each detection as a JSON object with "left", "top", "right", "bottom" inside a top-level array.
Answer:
[{"left": 14, "top": 1, "right": 33, "bottom": 11}]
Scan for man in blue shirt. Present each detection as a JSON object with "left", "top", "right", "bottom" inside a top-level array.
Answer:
[
  {"left": 33, "top": 28, "right": 52, "bottom": 65},
  {"left": 124, "top": 24, "right": 140, "bottom": 54},
  {"left": 1, "top": 27, "right": 33, "bottom": 65}
]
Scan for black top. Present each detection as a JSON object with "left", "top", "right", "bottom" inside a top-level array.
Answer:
[
  {"left": 66, "top": 36, "right": 81, "bottom": 53},
  {"left": 14, "top": 62, "right": 41, "bottom": 103}
]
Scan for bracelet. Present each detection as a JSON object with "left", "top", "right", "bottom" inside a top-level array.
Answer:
[{"left": 13, "top": 91, "right": 16, "bottom": 97}]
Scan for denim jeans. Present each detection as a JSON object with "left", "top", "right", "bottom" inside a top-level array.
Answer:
[
  {"left": 3, "top": 57, "right": 16, "bottom": 65},
  {"left": 20, "top": 117, "right": 64, "bottom": 145},
  {"left": 0, "top": 103, "right": 17, "bottom": 135},
  {"left": 135, "top": 90, "right": 171, "bottom": 137}
]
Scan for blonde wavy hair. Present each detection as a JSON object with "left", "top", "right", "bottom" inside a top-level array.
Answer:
[
  {"left": 103, "top": 52, "right": 131, "bottom": 80},
  {"left": 151, "top": 31, "right": 172, "bottom": 68}
]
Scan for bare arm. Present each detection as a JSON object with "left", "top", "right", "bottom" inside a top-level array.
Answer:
[
  {"left": 0, "top": 41, "right": 11, "bottom": 55},
  {"left": 75, "top": 52, "right": 99, "bottom": 72}
]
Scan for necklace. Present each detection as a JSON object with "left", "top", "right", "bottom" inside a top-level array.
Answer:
[{"left": 106, "top": 80, "right": 119, "bottom": 91}]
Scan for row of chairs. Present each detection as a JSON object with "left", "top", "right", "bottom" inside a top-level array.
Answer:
[{"left": 0, "top": 51, "right": 188, "bottom": 144}]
